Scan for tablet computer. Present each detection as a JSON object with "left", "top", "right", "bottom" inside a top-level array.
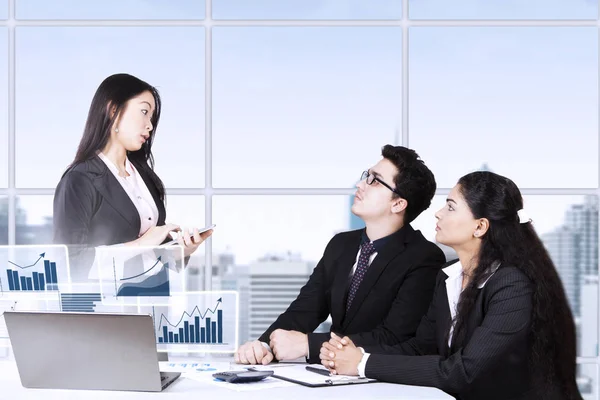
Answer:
[{"left": 162, "top": 224, "right": 215, "bottom": 246}]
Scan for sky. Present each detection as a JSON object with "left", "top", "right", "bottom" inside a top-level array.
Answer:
[
  {"left": 409, "top": 0, "right": 597, "bottom": 19},
  {"left": 5, "top": 0, "right": 598, "bottom": 20},
  {"left": 1, "top": 1, "right": 599, "bottom": 265},
  {"left": 409, "top": 27, "right": 598, "bottom": 188},
  {"left": 0, "top": 28, "right": 5, "bottom": 187},
  {"left": 13, "top": 0, "right": 205, "bottom": 20}
]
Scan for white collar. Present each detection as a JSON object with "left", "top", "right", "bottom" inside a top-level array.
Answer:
[
  {"left": 442, "top": 260, "right": 500, "bottom": 289},
  {"left": 98, "top": 151, "right": 135, "bottom": 178},
  {"left": 442, "top": 261, "right": 463, "bottom": 280}
]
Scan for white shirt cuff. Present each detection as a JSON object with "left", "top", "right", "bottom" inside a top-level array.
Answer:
[
  {"left": 260, "top": 341, "right": 272, "bottom": 353},
  {"left": 357, "top": 347, "right": 370, "bottom": 378}
]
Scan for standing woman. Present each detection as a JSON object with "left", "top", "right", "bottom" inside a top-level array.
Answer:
[
  {"left": 320, "top": 171, "right": 580, "bottom": 400},
  {"left": 54, "top": 73, "right": 211, "bottom": 281}
]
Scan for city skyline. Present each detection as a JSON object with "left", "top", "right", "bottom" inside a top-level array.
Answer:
[
  {"left": 4, "top": 190, "right": 598, "bottom": 265},
  {"left": 7, "top": 185, "right": 597, "bottom": 265}
]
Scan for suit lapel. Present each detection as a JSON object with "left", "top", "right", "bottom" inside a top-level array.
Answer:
[
  {"left": 437, "top": 272, "right": 453, "bottom": 358},
  {"left": 342, "top": 225, "right": 415, "bottom": 330},
  {"left": 342, "top": 243, "right": 405, "bottom": 329},
  {"left": 88, "top": 156, "right": 141, "bottom": 230},
  {"left": 330, "top": 231, "right": 363, "bottom": 325}
]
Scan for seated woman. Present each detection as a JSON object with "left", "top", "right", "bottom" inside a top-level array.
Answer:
[{"left": 320, "top": 171, "right": 580, "bottom": 400}]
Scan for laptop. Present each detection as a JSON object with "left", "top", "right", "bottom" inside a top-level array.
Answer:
[{"left": 4, "top": 311, "right": 180, "bottom": 392}]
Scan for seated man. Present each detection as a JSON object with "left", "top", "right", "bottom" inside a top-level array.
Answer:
[{"left": 234, "top": 145, "right": 446, "bottom": 365}]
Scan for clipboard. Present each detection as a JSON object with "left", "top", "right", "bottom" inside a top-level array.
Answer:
[{"left": 248, "top": 364, "right": 376, "bottom": 388}]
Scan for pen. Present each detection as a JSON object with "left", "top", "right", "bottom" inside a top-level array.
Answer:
[{"left": 306, "top": 365, "right": 331, "bottom": 377}]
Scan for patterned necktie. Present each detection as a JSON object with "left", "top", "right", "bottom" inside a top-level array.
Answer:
[{"left": 346, "top": 241, "right": 377, "bottom": 312}]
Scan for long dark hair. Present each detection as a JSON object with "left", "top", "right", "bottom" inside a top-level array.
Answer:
[
  {"left": 66, "top": 73, "right": 165, "bottom": 200},
  {"left": 449, "top": 171, "right": 579, "bottom": 398}
]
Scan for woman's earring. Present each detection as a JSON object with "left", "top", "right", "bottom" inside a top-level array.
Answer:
[{"left": 115, "top": 128, "right": 119, "bottom": 133}]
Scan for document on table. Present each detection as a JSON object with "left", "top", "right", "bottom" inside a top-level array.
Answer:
[
  {"left": 250, "top": 364, "right": 376, "bottom": 387},
  {"left": 247, "top": 363, "right": 304, "bottom": 371},
  {"left": 161, "top": 360, "right": 294, "bottom": 391},
  {"left": 159, "top": 361, "right": 233, "bottom": 372}
]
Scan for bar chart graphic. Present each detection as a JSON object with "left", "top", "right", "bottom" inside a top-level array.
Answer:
[
  {"left": 2, "top": 252, "right": 60, "bottom": 292},
  {"left": 60, "top": 293, "right": 102, "bottom": 312},
  {"left": 155, "top": 298, "right": 224, "bottom": 344},
  {"left": 142, "top": 291, "right": 238, "bottom": 353}
]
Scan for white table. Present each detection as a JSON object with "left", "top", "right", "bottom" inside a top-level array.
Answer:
[{"left": 0, "top": 358, "right": 454, "bottom": 399}]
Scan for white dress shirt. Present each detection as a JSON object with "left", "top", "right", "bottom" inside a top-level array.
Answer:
[{"left": 357, "top": 260, "right": 500, "bottom": 377}]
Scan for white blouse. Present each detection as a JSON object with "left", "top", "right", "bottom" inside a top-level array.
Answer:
[{"left": 98, "top": 152, "right": 159, "bottom": 237}]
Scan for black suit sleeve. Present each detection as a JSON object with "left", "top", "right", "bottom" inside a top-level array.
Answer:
[
  {"left": 364, "top": 268, "right": 533, "bottom": 394},
  {"left": 258, "top": 238, "right": 336, "bottom": 350},
  {"left": 348, "top": 248, "right": 445, "bottom": 350},
  {"left": 361, "top": 269, "right": 446, "bottom": 357},
  {"left": 53, "top": 171, "right": 98, "bottom": 279},
  {"left": 307, "top": 332, "right": 331, "bottom": 363}
]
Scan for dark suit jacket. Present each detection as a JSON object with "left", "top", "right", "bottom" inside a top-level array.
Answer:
[
  {"left": 53, "top": 156, "right": 166, "bottom": 281},
  {"left": 362, "top": 260, "right": 557, "bottom": 400},
  {"left": 259, "top": 225, "right": 446, "bottom": 364}
]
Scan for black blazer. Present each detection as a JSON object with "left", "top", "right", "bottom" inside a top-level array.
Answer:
[
  {"left": 53, "top": 156, "right": 166, "bottom": 281},
  {"left": 362, "top": 260, "right": 556, "bottom": 400},
  {"left": 259, "top": 225, "right": 446, "bottom": 364}
]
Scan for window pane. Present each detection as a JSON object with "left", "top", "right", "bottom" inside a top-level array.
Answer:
[
  {"left": 409, "top": 0, "right": 597, "bottom": 20},
  {"left": 0, "top": 1, "right": 6, "bottom": 19},
  {"left": 409, "top": 28, "right": 598, "bottom": 188},
  {"left": 164, "top": 195, "right": 206, "bottom": 292},
  {"left": 16, "top": 27, "right": 205, "bottom": 189},
  {"left": 213, "top": 195, "right": 348, "bottom": 341},
  {"left": 0, "top": 196, "right": 7, "bottom": 245},
  {"left": 15, "top": 196, "right": 53, "bottom": 245},
  {"left": 0, "top": 29, "right": 6, "bottom": 188},
  {"left": 579, "top": 363, "right": 598, "bottom": 399},
  {"left": 16, "top": 0, "right": 205, "bottom": 20},
  {"left": 213, "top": 0, "right": 401, "bottom": 20},
  {"left": 413, "top": 194, "right": 599, "bottom": 357},
  {"left": 214, "top": 196, "right": 348, "bottom": 264},
  {"left": 213, "top": 28, "right": 402, "bottom": 188},
  {"left": 164, "top": 196, "right": 205, "bottom": 235}
]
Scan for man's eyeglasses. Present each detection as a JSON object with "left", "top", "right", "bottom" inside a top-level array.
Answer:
[{"left": 360, "top": 170, "right": 401, "bottom": 196}]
